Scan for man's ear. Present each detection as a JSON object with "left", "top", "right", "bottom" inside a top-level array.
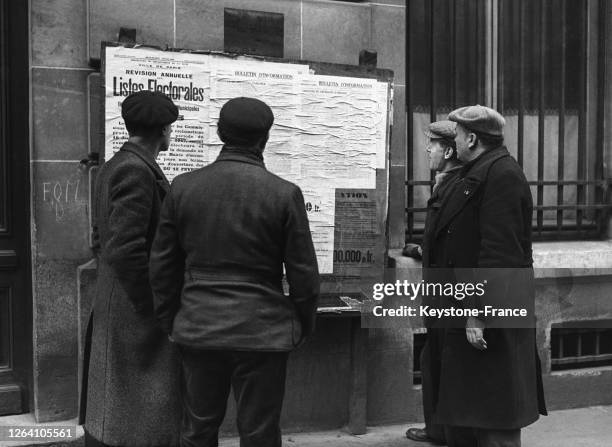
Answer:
[
  {"left": 444, "top": 146, "right": 455, "bottom": 160},
  {"left": 467, "top": 132, "right": 477, "bottom": 149},
  {"left": 161, "top": 124, "right": 172, "bottom": 137}
]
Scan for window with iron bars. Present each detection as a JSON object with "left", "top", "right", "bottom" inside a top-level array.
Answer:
[
  {"left": 406, "top": 0, "right": 611, "bottom": 242},
  {"left": 551, "top": 321, "right": 612, "bottom": 371}
]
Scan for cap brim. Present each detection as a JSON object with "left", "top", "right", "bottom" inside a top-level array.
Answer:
[
  {"left": 424, "top": 129, "right": 454, "bottom": 141},
  {"left": 423, "top": 128, "right": 439, "bottom": 139}
]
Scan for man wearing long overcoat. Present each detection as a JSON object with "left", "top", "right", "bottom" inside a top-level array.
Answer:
[
  {"left": 429, "top": 105, "right": 547, "bottom": 447},
  {"left": 81, "top": 91, "right": 182, "bottom": 447},
  {"left": 149, "top": 97, "right": 320, "bottom": 447},
  {"left": 405, "top": 120, "right": 462, "bottom": 445}
]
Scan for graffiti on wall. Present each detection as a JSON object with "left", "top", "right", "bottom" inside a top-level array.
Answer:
[{"left": 41, "top": 177, "right": 83, "bottom": 222}]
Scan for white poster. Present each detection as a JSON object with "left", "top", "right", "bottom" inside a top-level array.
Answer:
[
  {"left": 300, "top": 187, "right": 337, "bottom": 274},
  {"left": 104, "top": 46, "right": 214, "bottom": 180}
]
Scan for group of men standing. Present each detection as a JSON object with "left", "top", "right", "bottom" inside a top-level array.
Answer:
[
  {"left": 78, "top": 88, "right": 546, "bottom": 447},
  {"left": 80, "top": 91, "right": 320, "bottom": 447},
  {"left": 405, "top": 106, "right": 547, "bottom": 447}
]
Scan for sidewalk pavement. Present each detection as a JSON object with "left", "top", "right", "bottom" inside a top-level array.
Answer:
[
  {"left": 1, "top": 405, "right": 610, "bottom": 446},
  {"left": 219, "top": 405, "right": 612, "bottom": 447}
]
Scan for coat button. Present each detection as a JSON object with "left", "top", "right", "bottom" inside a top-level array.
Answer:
[
  {"left": 447, "top": 228, "right": 452, "bottom": 234},
  {"left": 464, "top": 189, "right": 470, "bottom": 195}
]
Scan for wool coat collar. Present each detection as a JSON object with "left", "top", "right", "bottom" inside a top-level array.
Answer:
[
  {"left": 459, "top": 145, "right": 509, "bottom": 180},
  {"left": 120, "top": 141, "right": 169, "bottom": 185},
  {"left": 215, "top": 145, "right": 266, "bottom": 169}
]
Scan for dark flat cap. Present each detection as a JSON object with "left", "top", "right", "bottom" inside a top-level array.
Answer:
[
  {"left": 121, "top": 90, "right": 178, "bottom": 127},
  {"left": 424, "top": 120, "right": 456, "bottom": 140},
  {"left": 218, "top": 97, "right": 274, "bottom": 141},
  {"left": 448, "top": 105, "right": 505, "bottom": 136}
]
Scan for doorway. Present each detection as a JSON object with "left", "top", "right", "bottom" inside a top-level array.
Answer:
[{"left": 0, "top": 0, "right": 31, "bottom": 415}]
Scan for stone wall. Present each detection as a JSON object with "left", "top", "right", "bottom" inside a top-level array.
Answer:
[{"left": 31, "top": 0, "right": 93, "bottom": 421}]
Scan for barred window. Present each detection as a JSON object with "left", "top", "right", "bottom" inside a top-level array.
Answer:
[
  {"left": 406, "top": 0, "right": 610, "bottom": 242},
  {"left": 551, "top": 322, "right": 612, "bottom": 371}
]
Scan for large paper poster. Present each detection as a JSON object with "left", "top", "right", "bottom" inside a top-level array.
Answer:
[{"left": 103, "top": 44, "right": 391, "bottom": 274}]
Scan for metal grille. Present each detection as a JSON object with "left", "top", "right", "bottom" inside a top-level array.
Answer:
[
  {"left": 551, "top": 323, "right": 612, "bottom": 371},
  {"left": 406, "top": 0, "right": 611, "bottom": 242}
]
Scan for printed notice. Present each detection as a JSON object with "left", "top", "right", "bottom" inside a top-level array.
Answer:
[
  {"left": 209, "top": 64, "right": 303, "bottom": 166},
  {"left": 293, "top": 75, "right": 381, "bottom": 189},
  {"left": 302, "top": 186, "right": 336, "bottom": 274},
  {"left": 375, "top": 81, "right": 391, "bottom": 169},
  {"left": 334, "top": 189, "right": 380, "bottom": 270},
  {"left": 104, "top": 46, "right": 214, "bottom": 181}
]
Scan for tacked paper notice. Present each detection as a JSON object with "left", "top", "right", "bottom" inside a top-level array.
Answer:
[
  {"left": 292, "top": 75, "right": 380, "bottom": 189},
  {"left": 208, "top": 62, "right": 304, "bottom": 167},
  {"left": 301, "top": 186, "right": 336, "bottom": 274},
  {"left": 104, "top": 46, "right": 213, "bottom": 181}
]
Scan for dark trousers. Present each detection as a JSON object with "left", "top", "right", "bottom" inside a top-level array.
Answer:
[
  {"left": 180, "top": 347, "right": 289, "bottom": 447},
  {"left": 421, "top": 329, "right": 446, "bottom": 444},
  {"left": 444, "top": 426, "right": 521, "bottom": 447}
]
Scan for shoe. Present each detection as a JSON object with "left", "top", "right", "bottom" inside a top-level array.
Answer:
[
  {"left": 405, "top": 427, "right": 447, "bottom": 445},
  {"left": 405, "top": 428, "right": 431, "bottom": 442}
]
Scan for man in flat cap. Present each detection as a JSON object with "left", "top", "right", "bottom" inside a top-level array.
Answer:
[
  {"left": 426, "top": 105, "right": 546, "bottom": 447},
  {"left": 150, "top": 96, "right": 320, "bottom": 447},
  {"left": 81, "top": 90, "right": 181, "bottom": 447},
  {"left": 405, "top": 120, "right": 462, "bottom": 445}
]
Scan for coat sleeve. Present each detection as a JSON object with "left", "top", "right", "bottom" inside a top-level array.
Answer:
[
  {"left": 470, "top": 163, "right": 534, "bottom": 324},
  {"left": 103, "top": 163, "right": 156, "bottom": 312},
  {"left": 478, "top": 164, "right": 532, "bottom": 267},
  {"left": 150, "top": 188, "right": 185, "bottom": 334},
  {"left": 283, "top": 186, "right": 320, "bottom": 340}
]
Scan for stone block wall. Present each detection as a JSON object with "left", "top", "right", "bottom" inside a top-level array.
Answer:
[{"left": 31, "top": 0, "right": 94, "bottom": 421}]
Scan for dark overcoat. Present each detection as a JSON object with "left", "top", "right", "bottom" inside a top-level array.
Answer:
[
  {"left": 419, "top": 166, "right": 461, "bottom": 442},
  {"left": 81, "top": 142, "right": 181, "bottom": 446},
  {"left": 421, "top": 166, "right": 462, "bottom": 306},
  {"left": 422, "top": 167, "right": 461, "bottom": 269},
  {"left": 149, "top": 146, "right": 320, "bottom": 351},
  {"left": 427, "top": 146, "right": 547, "bottom": 430}
]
